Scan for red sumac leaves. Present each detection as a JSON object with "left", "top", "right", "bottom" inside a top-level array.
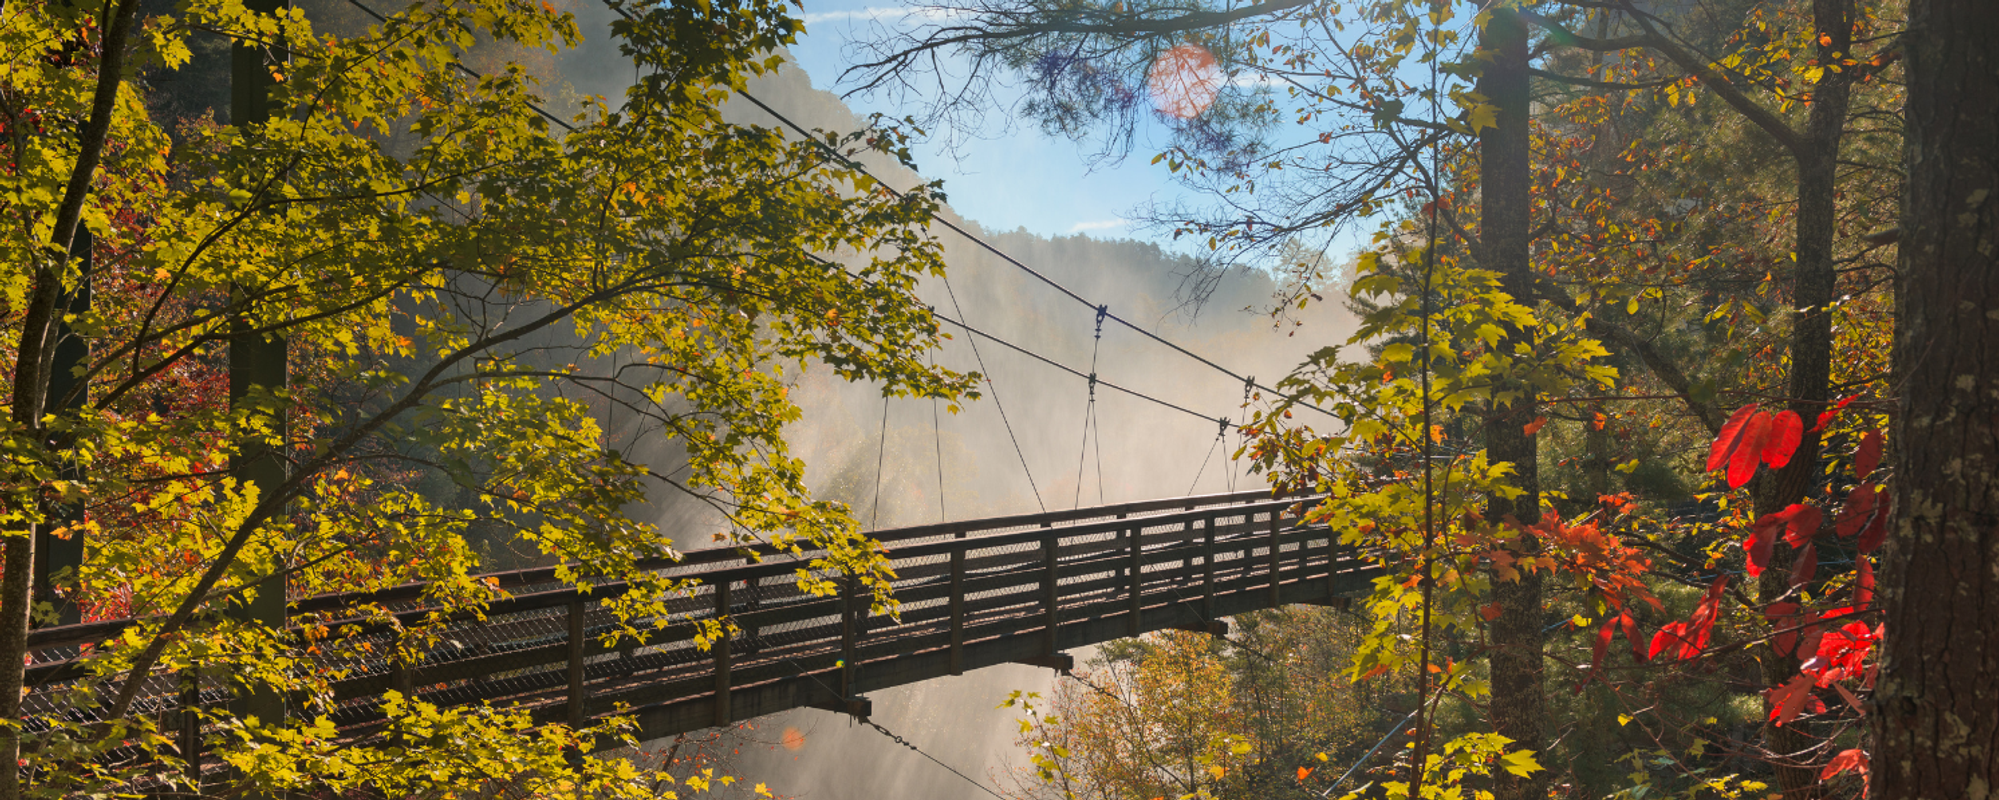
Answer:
[
  {"left": 1649, "top": 576, "right": 1728, "bottom": 660},
  {"left": 1746, "top": 504, "right": 1821, "bottom": 577},
  {"left": 1708, "top": 405, "right": 1804, "bottom": 488},
  {"left": 1854, "top": 430, "right": 1883, "bottom": 480},
  {"left": 1836, "top": 484, "right": 1879, "bottom": 538}
]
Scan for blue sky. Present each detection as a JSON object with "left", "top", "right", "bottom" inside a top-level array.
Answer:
[{"left": 785, "top": 2, "right": 1187, "bottom": 240}]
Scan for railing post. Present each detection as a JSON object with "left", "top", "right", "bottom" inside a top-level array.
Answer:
[
  {"left": 1326, "top": 527, "right": 1340, "bottom": 600},
  {"left": 949, "top": 532, "right": 966, "bottom": 675},
  {"left": 567, "top": 594, "right": 586, "bottom": 729},
  {"left": 1125, "top": 525, "right": 1142, "bottom": 636},
  {"left": 1041, "top": 535, "right": 1059, "bottom": 656},
  {"left": 839, "top": 575, "right": 857, "bottom": 701},
  {"left": 1202, "top": 516, "right": 1217, "bottom": 622},
  {"left": 180, "top": 665, "right": 201, "bottom": 788},
  {"left": 713, "top": 581, "right": 732, "bottom": 727},
  {"left": 1267, "top": 509, "right": 1283, "bottom": 608}
]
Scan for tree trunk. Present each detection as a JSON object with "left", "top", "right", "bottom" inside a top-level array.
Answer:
[
  {"left": 1757, "top": 2, "right": 1854, "bottom": 795},
  {"left": 1872, "top": 1, "right": 1999, "bottom": 797},
  {"left": 1478, "top": 11, "right": 1545, "bottom": 800},
  {"left": 226, "top": 0, "right": 291, "bottom": 736}
]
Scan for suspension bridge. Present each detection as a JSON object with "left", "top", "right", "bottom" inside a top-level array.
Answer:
[
  {"left": 20, "top": 69, "right": 1383, "bottom": 784},
  {"left": 24, "top": 489, "right": 1377, "bottom": 771}
]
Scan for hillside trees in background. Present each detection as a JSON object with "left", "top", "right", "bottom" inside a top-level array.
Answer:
[
  {"left": 1000, "top": 611, "right": 1377, "bottom": 800},
  {"left": 0, "top": 0, "right": 972, "bottom": 795}
]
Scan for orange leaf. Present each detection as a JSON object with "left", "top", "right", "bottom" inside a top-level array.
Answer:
[
  {"left": 1820, "top": 748, "right": 1869, "bottom": 780},
  {"left": 1480, "top": 602, "right": 1504, "bottom": 621},
  {"left": 1297, "top": 767, "right": 1314, "bottom": 782},
  {"left": 1523, "top": 417, "right": 1548, "bottom": 436}
]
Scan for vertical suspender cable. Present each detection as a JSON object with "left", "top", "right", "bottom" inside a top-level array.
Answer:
[
  {"left": 928, "top": 350, "right": 947, "bottom": 523},
  {"left": 871, "top": 392, "right": 890, "bottom": 529},
  {"left": 1073, "top": 305, "right": 1107, "bottom": 509},
  {"left": 940, "top": 276, "right": 1045, "bottom": 512}
]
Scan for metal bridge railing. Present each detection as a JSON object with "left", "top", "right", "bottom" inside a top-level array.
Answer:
[{"left": 22, "top": 489, "right": 1380, "bottom": 773}]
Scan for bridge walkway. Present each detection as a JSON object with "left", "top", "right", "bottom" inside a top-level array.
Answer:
[{"left": 22, "top": 489, "right": 1378, "bottom": 758}]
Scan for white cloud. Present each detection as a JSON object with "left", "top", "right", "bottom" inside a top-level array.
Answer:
[
  {"left": 799, "top": 6, "right": 963, "bottom": 25},
  {"left": 1068, "top": 218, "right": 1129, "bottom": 233}
]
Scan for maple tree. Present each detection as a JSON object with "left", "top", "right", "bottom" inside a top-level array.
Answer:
[{"left": 1, "top": 0, "right": 972, "bottom": 795}]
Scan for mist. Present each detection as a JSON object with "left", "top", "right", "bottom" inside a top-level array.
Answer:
[{"left": 536, "top": 14, "right": 1359, "bottom": 797}]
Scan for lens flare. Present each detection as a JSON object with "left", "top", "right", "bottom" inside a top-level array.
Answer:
[
  {"left": 1146, "top": 44, "right": 1222, "bottom": 119},
  {"left": 781, "top": 726, "right": 806, "bottom": 751}
]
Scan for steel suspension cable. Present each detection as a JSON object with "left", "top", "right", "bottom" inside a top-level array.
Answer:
[{"left": 731, "top": 90, "right": 1344, "bottom": 425}]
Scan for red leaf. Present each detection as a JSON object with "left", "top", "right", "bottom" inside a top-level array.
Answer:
[
  {"left": 1782, "top": 504, "right": 1824, "bottom": 548},
  {"left": 1854, "top": 430, "right": 1883, "bottom": 480},
  {"left": 1523, "top": 416, "right": 1548, "bottom": 436},
  {"left": 1762, "top": 410, "right": 1804, "bottom": 468},
  {"left": 1591, "top": 620, "right": 1614, "bottom": 675},
  {"left": 1744, "top": 518, "right": 1779, "bottom": 578},
  {"left": 1728, "top": 412, "right": 1774, "bottom": 488},
  {"left": 1858, "top": 494, "right": 1891, "bottom": 553},
  {"left": 1790, "top": 541, "right": 1819, "bottom": 588},
  {"left": 1649, "top": 622, "right": 1689, "bottom": 661},
  {"left": 1708, "top": 405, "right": 1760, "bottom": 473},
  {"left": 1619, "top": 611, "right": 1644, "bottom": 661},
  {"left": 1837, "top": 484, "right": 1879, "bottom": 537},
  {"left": 1855, "top": 557, "right": 1875, "bottom": 608},
  {"left": 1811, "top": 395, "right": 1857, "bottom": 434},
  {"left": 1820, "top": 748, "right": 1869, "bottom": 781},
  {"left": 1767, "top": 673, "right": 1816, "bottom": 727},
  {"left": 1765, "top": 601, "right": 1803, "bottom": 656}
]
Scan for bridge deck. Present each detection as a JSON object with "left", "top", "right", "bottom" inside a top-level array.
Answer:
[{"left": 23, "top": 490, "right": 1377, "bottom": 764}]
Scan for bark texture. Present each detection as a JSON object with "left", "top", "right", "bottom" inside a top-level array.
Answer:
[
  {"left": 1754, "top": 1, "right": 1853, "bottom": 794},
  {"left": 1478, "top": 11, "right": 1546, "bottom": 800},
  {"left": 1872, "top": 1, "right": 1999, "bottom": 797}
]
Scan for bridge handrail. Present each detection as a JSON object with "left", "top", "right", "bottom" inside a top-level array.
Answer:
[{"left": 25, "top": 488, "right": 1307, "bottom": 654}]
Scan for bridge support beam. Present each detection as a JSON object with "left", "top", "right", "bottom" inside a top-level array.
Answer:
[
  {"left": 1012, "top": 653, "right": 1074, "bottom": 673},
  {"left": 567, "top": 595, "right": 586, "bottom": 730},
  {"left": 1040, "top": 535, "right": 1059, "bottom": 656},
  {"left": 1201, "top": 516, "right": 1217, "bottom": 622},
  {"left": 1267, "top": 512, "right": 1283, "bottom": 608},
  {"left": 712, "top": 581, "right": 732, "bottom": 728},
  {"left": 1125, "top": 524, "right": 1142, "bottom": 637},
  {"left": 1169, "top": 620, "right": 1230, "bottom": 639},
  {"left": 948, "top": 545, "right": 965, "bottom": 675}
]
